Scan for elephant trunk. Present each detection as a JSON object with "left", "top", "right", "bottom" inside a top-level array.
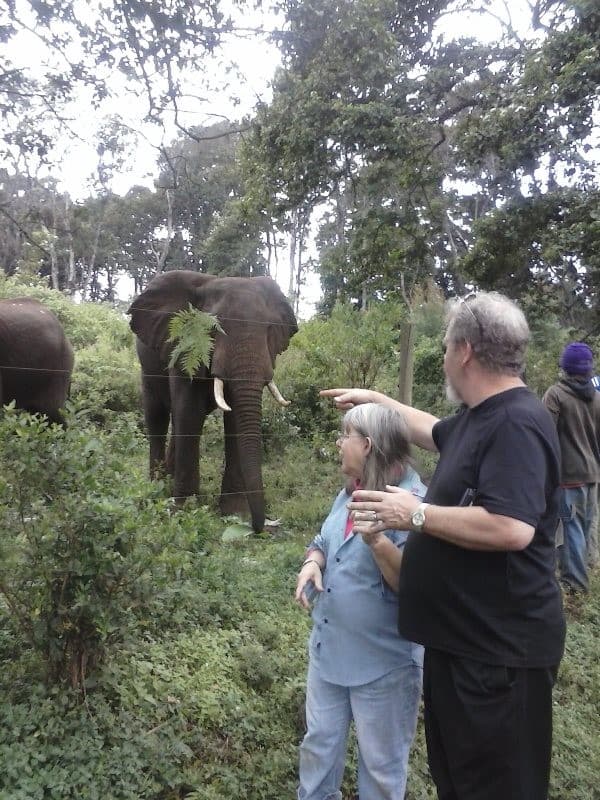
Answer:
[{"left": 223, "top": 381, "right": 266, "bottom": 533}]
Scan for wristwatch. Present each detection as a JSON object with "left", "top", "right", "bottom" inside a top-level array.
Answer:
[{"left": 411, "top": 502, "right": 429, "bottom": 532}]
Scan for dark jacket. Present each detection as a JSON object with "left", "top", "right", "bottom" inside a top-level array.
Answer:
[{"left": 543, "top": 378, "right": 600, "bottom": 484}]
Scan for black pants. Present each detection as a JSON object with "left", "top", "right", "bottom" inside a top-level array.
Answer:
[{"left": 423, "top": 648, "right": 559, "bottom": 800}]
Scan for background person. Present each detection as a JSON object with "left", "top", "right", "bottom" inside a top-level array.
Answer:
[
  {"left": 591, "top": 371, "right": 600, "bottom": 569},
  {"left": 295, "top": 403, "right": 426, "bottom": 800},
  {"left": 321, "top": 291, "right": 565, "bottom": 800},
  {"left": 543, "top": 342, "right": 600, "bottom": 593}
]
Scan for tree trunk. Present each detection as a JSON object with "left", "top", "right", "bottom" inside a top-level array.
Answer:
[
  {"left": 288, "top": 208, "right": 297, "bottom": 301},
  {"left": 397, "top": 320, "right": 414, "bottom": 405},
  {"left": 46, "top": 191, "right": 60, "bottom": 290},
  {"left": 152, "top": 188, "right": 174, "bottom": 274},
  {"left": 64, "top": 194, "right": 76, "bottom": 294}
]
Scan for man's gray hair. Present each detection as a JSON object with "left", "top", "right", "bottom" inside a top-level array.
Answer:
[
  {"left": 342, "top": 403, "right": 411, "bottom": 491},
  {"left": 446, "top": 292, "right": 529, "bottom": 376}
]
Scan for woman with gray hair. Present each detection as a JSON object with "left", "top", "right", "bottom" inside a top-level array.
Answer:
[{"left": 295, "top": 403, "right": 426, "bottom": 800}]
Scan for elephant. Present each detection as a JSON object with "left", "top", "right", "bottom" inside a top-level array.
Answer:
[
  {"left": 128, "top": 270, "right": 298, "bottom": 532},
  {"left": 0, "top": 297, "right": 74, "bottom": 425}
]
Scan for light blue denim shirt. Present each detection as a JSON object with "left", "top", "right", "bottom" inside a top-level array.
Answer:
[{"left": 308, "top": 466, "right": 426, "bottom": 686}]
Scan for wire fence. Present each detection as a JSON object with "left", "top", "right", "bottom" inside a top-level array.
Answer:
[{"left": 0, "top": 299, "right": 421, "bottom": 503}]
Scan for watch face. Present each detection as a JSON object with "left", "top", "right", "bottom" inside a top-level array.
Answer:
[{"left": 412, "top": 510, "right": 425, "bottom": 526}]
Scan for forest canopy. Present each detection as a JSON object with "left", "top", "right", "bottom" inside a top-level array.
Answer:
[{"left": 0, "top": 0, "right": 598, "bottom": 329}]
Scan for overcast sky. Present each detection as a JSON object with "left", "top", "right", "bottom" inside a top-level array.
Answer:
[
  {"left": 4, "top": 0, "right": 542, "bottom": 201},
  {"left": 4, "top": 0, "right": 563, "bottom": 315}
]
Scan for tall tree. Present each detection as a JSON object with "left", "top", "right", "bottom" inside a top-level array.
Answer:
[
  {"left": 156, "top": 121, "right": 269, "bottom": 277},
  {"left": 242, "top": 0, "right": 599, "bottom": 321}
]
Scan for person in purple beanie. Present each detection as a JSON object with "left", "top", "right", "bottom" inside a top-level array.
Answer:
[{"left": 543, "top": 342, "right": 600, "bottom": 592}]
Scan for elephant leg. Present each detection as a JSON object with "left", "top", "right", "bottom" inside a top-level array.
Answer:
[
  {"left": 43, "top": 407, "right": 67, "bottom": 428},
  {"left": 141, "top": 374, "right": 170, "bottom": 478},
  {"left": 220, "top": 408, "right": 251, "bottom": 519},
  {"left": 169, "top": 374, "right": 210, "bottom": 501}
]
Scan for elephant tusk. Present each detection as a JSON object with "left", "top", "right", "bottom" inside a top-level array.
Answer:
[
  {"left": 213, "top": 378, "right": 232, "bottom": 412},
  {"left": 267, "top": 380, "right": 291, "bottom": 407}
]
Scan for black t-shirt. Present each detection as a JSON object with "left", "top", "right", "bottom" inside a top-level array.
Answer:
[{"left": 397, "top": 387, "right": 566, "bottom": 667}]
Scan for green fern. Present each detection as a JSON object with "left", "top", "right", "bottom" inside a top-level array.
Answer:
[{"left": 167, "top": 305, "right": 225, "bottom": 378}]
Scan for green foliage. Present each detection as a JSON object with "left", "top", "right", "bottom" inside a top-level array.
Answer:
[
  {"left": 238, "top": 0, "right": 600, "bottom": 321},
  {"left": 263, "top": 439, "right": 340, "bottom": 539},
  {"left": 0, "top": 408, "right": 212, "bottom": 689},
  {"left": 274, "top": 301, "right": 406, "bottom": 439},
  {"left": 167, "top": 304, "right": 224, "bottom": 378},
  {"left": 71, "top": 340, "right": 141, "bottom": 423},
  {"left": 460, "top": 190, "right": 600, "bottom": 322},
  {"left": 0, "top": 274, "right": 132, "bottom": 350},
  {"left": 0, "top": 684, "right": 197, "bottom": 800},
  {"left": 0, "top": 420, "right": 598, "bottom": 799}
]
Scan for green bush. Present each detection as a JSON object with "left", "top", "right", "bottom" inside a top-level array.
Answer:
[
  {"left": 0, "top": 408, "right": 213, "bottom": 689},
  {"left": 412, "top": 335, "right": 446, "bottom": 416},
  {"left": 273, "top": 302, "right": 405, "bottom": 440},
  {"left": 0, "top": 274, "right": 132, "bottom": 350},
  {"left": 71, "top": 339, "right": 141, "bottom": 422}
]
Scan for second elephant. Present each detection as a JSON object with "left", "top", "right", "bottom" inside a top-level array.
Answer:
[
  {"left": 0, "top": 297, "right": 74, "bottom": 425},
  {"left": 128, "top": 270, "right": 298, "bottom": 532}
]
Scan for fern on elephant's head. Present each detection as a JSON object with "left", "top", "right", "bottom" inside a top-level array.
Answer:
[{"left": 167, "top": 304, "right": 224, "bottom": 379}]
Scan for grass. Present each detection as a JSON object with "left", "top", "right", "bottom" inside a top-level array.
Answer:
[{"left": 0, "top": 432, "right": 598, "bottom": 799}]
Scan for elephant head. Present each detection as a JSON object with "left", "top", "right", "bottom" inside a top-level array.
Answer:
[{"left": 128, "top": 270, "right": 298, "bottom": 532}]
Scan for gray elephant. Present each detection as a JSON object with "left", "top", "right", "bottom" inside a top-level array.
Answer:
[
  {"left": 0, "top": 297, "right": 74, "bottom": 425},
  {"left": 128, "top": 270, "right": 298, "bottom": 532}
]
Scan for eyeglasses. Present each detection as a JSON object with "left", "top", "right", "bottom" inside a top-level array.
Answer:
[
  {"left": 337, "top": 432, "right": 365, "bottom": 441},
  {"left": 460, "top": 294, "right": 485, "bottom": 342}
]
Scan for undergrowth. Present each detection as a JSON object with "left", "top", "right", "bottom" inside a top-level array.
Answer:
[{"left": 0, "top": 430, "right": 598, "bottom": 799}]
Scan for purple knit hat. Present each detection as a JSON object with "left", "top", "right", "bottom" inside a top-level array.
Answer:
[{"left": 560, "top": 342, "right": 594, "bottom": 376}]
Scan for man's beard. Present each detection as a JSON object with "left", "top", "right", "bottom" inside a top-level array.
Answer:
[{"left": 445, "top": 380, "right": 462, "bottom": 405}]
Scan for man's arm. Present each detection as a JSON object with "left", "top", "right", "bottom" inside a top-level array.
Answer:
[
  {"left": 414, "top": 504, "right": 534, "bottom": 551},
  {"left": 542, "top": 386, "right": 560, "bottom": 426},
  {"left": 320, "top": 388, "right": 439, "bottom": 452},
  {"left": 350, "top": 487, "right": 535, "bottom": 551}
]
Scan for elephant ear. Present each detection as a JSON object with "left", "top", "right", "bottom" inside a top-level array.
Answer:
[
  {"left": 253, "top": 277, "right": 298, "bottom": 363},
  {"left": 128, "top": 270, "right": 215, "bottom": 357}
]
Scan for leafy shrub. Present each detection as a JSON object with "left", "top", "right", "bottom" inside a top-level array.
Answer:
[
  {"left": 412, "top": 335, "right": 446, "bottom": 416},
  {"left": 273, "top": 301, "right": 405, "bottom": 439},
  {"left": 0, "top": 684, "right": 195, "bottom": 800},
  {"left": 71, "top": 339, "right": 141, "bottom": 422},
  {"left": 0, "top": 408, "right": 214, "bottom": 689},
  {"left": 0, "top": 273, "right": 132, "bottom": 350}
]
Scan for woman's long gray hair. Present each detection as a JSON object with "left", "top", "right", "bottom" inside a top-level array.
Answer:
[{"left": 342, "top": 403, "right": 411, "bottom": 491}]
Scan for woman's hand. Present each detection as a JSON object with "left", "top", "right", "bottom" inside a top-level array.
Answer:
[
  {"left": 349, "top": 486, "right": 422, "bottom": 532},
  {"left": 351, "top": 506, "right": 406, "bottom": 592},
  {"left": 350, "top": 509, "right": 385, "bottom": 544},
  {"left": 295, "top": 558, "right": 324, "bottom": 611}
]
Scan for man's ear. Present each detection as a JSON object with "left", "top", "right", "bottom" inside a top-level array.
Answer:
[{"left": 460, "top": 341, "right": 474, "bottom": 366}]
